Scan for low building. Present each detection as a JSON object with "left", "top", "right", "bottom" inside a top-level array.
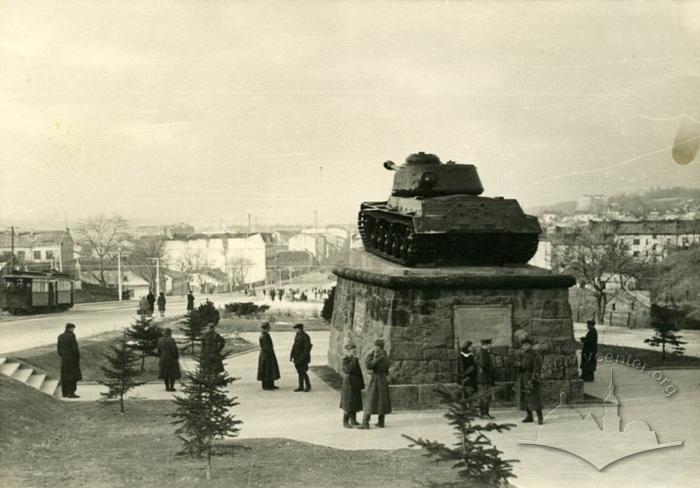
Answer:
[{"left": 0, "top": 229, "right": 76, "bottom": 277}]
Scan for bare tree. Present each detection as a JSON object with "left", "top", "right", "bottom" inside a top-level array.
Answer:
[
  {"left": 77, "top": 215, "right": 129, "bottom": 287},
  {"left": 226, "top": 256, "right": 252, "bottom": 290},
  {"left": 553, "top": 233, "right": 639, "bottom": 324},
  {"left": 127, "top": 236, "right": 169, "bottom": 292}
]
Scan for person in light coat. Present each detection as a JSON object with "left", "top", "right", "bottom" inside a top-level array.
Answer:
[{"left": 357, "top": 339, "right": 391, "bottom": 429}]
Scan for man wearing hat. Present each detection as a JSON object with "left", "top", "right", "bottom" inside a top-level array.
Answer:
[
  {"left": 290, "top": 323, "right": 313, "bottom": 392},
  {"left": 257, "top": 321, "right": 280, "bottom": 390},
  {"left": 517, "top": 338, "right": 544, "bottom": 425},
  {"left": 580, "top": 320, "right": 598, "bottom": 382},
  {"left": 476, "top": 339, "right": 496, "bottom": 419},
  {"left": 357, "top": 339, "right": 391, "bottom": 429},
  {"left": 340, "top": 343, "right": 364, "bottom": 428},
  {"left": 57, "top": 323, "right": 82, "bottom": 398}
]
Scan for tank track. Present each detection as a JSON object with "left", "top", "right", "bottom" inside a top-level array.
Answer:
[{"left": 358, "top": 203, "right": 539, "bottom": 267}]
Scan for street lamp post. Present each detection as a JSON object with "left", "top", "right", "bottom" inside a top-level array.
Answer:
[
  {"left": 146, "top": 257, "right": 160, "bottom": 297},
  {"left": 117, "top": 248, "right": 123, "bottom": 301}
]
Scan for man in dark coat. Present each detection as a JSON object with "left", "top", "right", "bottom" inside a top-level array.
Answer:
[
  {"left": 270, "top": 289, "right": 276, "bottom": 301},
  {"left": 257, "top": 321, "right": 280, "bottom": 390},
  {"left": 476, "top": 338, "right": 496, "bottom": 418},
  {"left": 157, "top": 328, "right": 181, "bottom": 391},
  {"left": 357, "top": 339, "right": 391, "bottom": 429},
  {"left": 290, "top": 323, "right": 312, "bottom": 392},
  {"left": 146, "top": 291, "right": 156, "bottom": 316},
  {"left": 340, "top": 343, "right": 364, "bottom": 428},
  {"left": 157, "top": 292, "right": 166, "bottom": 317},
  {"left": 201, "top": 323, "right": 226, "bottom": 374},
  {"left": 457, "top": 340, "right": 477, "bottom": 394},
  {"left": 57, "top": 323, "right": 82, "bottom": 398},
  {"left": 580, "top": 319, "right": 598, "bottom": 382},
  {"left": 517, "top": 338, "right": 544, "bottom": 425},
  {"left": 186, "top": 291, "right": 195, "bottom": 314}
]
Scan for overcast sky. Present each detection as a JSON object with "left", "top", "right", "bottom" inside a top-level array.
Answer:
[{"left": 1, "top": 0, "right": 699, "bottom": 229}]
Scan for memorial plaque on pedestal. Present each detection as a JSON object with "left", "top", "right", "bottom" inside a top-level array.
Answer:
[{"left": 453, "top": 304, "right": 513, "bottom": 348}]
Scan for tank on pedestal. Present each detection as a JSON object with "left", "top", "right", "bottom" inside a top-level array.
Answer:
[{"left": 358, "top": 152, "right": 541, "bottom": 266}]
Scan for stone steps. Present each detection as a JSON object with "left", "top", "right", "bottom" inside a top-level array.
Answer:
[{"left": 0, "top": 357, "right": 61, "bottom": 398}]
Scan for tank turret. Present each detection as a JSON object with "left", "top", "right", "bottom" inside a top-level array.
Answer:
[
  {"left": 384, "top": 152, "right": 484, "bottom": 197},
  {"left": 358, "top": 152, "right": 541, "bottom": 266}
]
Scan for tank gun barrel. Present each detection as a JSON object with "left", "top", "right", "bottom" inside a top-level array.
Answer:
[{"left": 383, "top": 160, "right": 397, "bottom": 171}]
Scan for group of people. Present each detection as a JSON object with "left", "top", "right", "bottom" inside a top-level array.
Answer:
[
  {"left": 261, "top": 287, "right": 331, "bottom": 302},
  {"left": 458, "top": 337, "right": 544, "bottom": 425},
  {"left": 138, "top": 291, "right": 167, "bottom": 318},
  {"left": 57, "top": 317, "right": 600, "bottom": 428}
]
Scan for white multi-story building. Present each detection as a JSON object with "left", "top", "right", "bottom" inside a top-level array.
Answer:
[
  {"left": 164, "top": 233, "right": 266, "bottom": 285},
  {"left": 589, "top": 220, "right": 700, "bottom": 261}
]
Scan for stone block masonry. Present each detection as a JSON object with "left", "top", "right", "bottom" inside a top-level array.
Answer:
[{"left": 328, "top": 252, "right": 583, "bottom": 410}]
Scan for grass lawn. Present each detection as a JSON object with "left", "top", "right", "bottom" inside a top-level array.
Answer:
[
  {"left": 577, "top": 343, "right": 700, "bottom": 368},
  {"left": 216, "top": 316, "right": 330, "bottom": 334},
  {"left": 12, "top": 332, "right": 257, "bottom": 383},
  {"left": 0, "top": 377, "right": 465, "bottom": 488}
]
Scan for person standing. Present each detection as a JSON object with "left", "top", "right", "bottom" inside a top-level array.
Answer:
[
  {"left": 270, "top": 289, "right": 276, "bottom": 302},
  {"left": 580, "top": 319, "right": 598, "bottom": 382},
  {"left": 186, "top": 291, "right": 195, "bottom": 314},
  {"left": 157, "top": 292, "right": 166, "bottom": 318},
  {"left": 457, "top": 340, "right": 477, "bottom": 394},
  {"left": 156, "top": 328, "right": 181, "bottom": 391},
  {"left": 517, "top": 338, "right": 544, "bottom": 425},
  {"left": 290, "top": 323, "right": 313, "bottom": 392},
  {"left": 340, "top": 343, "right": 364, "bottom": 428},
  {"left": 257, "top": 321, "right": 280, "bottom": 390},
  {"left": 146, "top": 291, "right": 156, "bottom": 317},
  {"left": 201, "top": 323, "right": 226, "bottom": 374},
  {"left": 357, "top": 339, "right": 391, "bottom": 429},
  {"left": 476, "top": 339, "right": 496, "bottom": 419},
  {"left": 57, "top": 323, "right": 82, "bottom": 398}
]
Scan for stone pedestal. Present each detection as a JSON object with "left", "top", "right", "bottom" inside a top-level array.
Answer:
[{"left": 328, "top": 251, "right": 583, "bottom": 410}]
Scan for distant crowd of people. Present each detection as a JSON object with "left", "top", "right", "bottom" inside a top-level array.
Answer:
[{"left": 257, "top": 286, "right": 331, "bottom": 302}]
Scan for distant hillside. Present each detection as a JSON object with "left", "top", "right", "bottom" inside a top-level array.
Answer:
[
  {"left": 527, "top": 187, "right": 700, "bottom": 217},
  {"left": 526, "top": 200, "right": 577, "bottom": 216}
]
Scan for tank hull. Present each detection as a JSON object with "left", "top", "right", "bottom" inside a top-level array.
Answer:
[{"left": 358, "top": 197, "right": 541, "bottom": 266}]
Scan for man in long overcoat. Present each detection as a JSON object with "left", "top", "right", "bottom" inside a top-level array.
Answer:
[
  {"left": 358, "top": 339, "right": 391, "bottom": 429},
  {"left": 517, "top": 338, "right": 544, "bottom": 425},
  {"left": 257, "top": 321, "right": 280, "bottom": 390},
  {"left": 290, "top": 323, "right": 312, "bottom": 392},
  {"left": 580, "top": 319, "right": 598, "bottom": 382},
  {"left": 340, "top": 343, "right": 364, "bottom": 428},
  {"left": 457, "top": 340, "right": 477, "bottom": 394},
  {"left": 186, "top": 291, "right": 195, "bottom": 314},
  {"left": 156, "top": 328, "right": 181, "bottom": 391},
  {"left": 57, "top": 323, "right": 82, "bottom": 398},
  {"left": 201, "top": 323, "right": 226, "bottom": 374},
  {"left": 157, "top": 292, "right": 166, "bottom": 317},
  {"left": 146, "top": 291, "right": 156, "bottom": 316},
  {"left": 476, "top": 338, "right": 496, "bottom": 418}
]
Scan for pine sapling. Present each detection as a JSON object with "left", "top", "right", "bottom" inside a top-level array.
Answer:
[
  {"left": 99, "top": 331, "right": 146, "bottom": 413},
  {"left": 403, "top": 385, "right": 518, "bottom": 487},
  {"left": 171, "top": 346, "right": 241, "bottom": 480}
]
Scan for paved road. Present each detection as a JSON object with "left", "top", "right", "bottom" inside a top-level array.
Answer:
[{"left": 0, "top": 292, "right": 322, "bottom": 355}]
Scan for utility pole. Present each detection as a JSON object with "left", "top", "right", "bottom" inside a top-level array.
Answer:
[
  {"left": 314, "top": 210, "right": 318, "bottom": 232},
  {"left": 248, "top": 212, "right": 252, "bottom": 235},
  {"left": 9, "top": 226, "right": 15, "bottom": 270},
  {"left": 155, "top": 258, "right": 160, "bottom": 297},
  {"left": 117, "top": 248, "right": 123, "bottom": 301}
]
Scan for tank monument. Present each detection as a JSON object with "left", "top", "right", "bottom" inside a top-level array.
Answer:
[{"left": 328, "top": 152, "right": 583, "bottom": 409}]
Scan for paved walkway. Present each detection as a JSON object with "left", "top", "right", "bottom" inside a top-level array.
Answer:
[
  {"left": 62, "top": 330, "right": 698, "bottom": 487},
  {"left": 573, "top": 322, "right": 700, "bottom": 358}
]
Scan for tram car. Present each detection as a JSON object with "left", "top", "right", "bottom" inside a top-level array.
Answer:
[{"left": 2, "top": 271, "right": 74, "bottom": 314}]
